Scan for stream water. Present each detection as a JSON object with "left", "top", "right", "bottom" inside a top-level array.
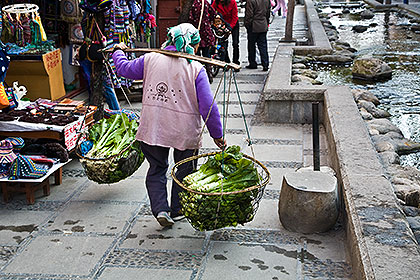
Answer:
[{"left": 313, "top": 3, "right": 420, "bottom": 169}]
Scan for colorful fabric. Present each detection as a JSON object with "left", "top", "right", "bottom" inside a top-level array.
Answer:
[
  {"left": 103, "top": 0, "right": 135, "bottom": 88},
  {"left": 8, "top": 155, "right": 49, "bottom": 180},
  {"left": 104, "top": 108, "right": 139, "bottom": 121},
  {"left": 161, "top": 23, "right": 201, "bottom": 61},
  {"left": 188, "top": 0, "right": 217, "bottom": 48},
  {"left": 0, "top": 140, "right": 17, "bottom": 178},
  {"left": 0, "top": 82, "right": 9, "bottom": 109},
  {"left": 4, "top": 137, "right": 25, "bottom": 152},
  {"left": 5, "top": 86, "right": 18, "bottom": 109},
  {"left": 0, "top": 44, "right": 10, "bottom": 83}
]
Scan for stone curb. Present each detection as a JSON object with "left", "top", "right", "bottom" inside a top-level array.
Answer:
[
  {"left": 293, "top": 0, "right": 333, "bottom": 56},
  {"left": 324, "top": 86, "right": 420, "bottom": 280}
]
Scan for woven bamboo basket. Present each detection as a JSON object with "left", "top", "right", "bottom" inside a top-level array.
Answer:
[
  {"left": 171, "top": 151, "right": 270, "bottom": 231},
  {"left": 76, "top": 137, "right": 144, "bottom": 185}
]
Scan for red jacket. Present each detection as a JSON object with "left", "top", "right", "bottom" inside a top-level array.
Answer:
[{"left": 212, "top": 0, "right": 238, "bottom": 29}]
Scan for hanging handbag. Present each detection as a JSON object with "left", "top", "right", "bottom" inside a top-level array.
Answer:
[
  {"left": 87, "top": 19, "right": 106, "bottom": 62},
  {"left": 79, "top": 18, "right": 105, "bottom": 62}
]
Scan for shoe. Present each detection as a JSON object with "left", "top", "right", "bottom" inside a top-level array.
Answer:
[
  {"left": 245, "top": 65, "right": 257, "bottom": 69},
  {"left": 172, "top": 215, "right": 186, "bottom": 222},
  {"left": 171, "top": 210, "right": 186, "bottom": 221},
  {"left": 262, "top": 67, "right": 269, "bottom": 71},
  {"left": 157, "top": 211, "right": 174, "bottom": 227}
]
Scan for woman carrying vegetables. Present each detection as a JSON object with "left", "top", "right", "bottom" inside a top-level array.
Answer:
[{"left": 112, "top": 23, "right": 226, "bottom": 227}]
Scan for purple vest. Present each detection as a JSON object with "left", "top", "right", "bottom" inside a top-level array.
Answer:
[{"left": 136, "top": 52, "right": 204, "bottom": 150}]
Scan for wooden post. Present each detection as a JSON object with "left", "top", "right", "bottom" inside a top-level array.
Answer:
[
  {"left": 283, "top": 0, "right": 296, "bottom": 42},
  {"left": 91, "top": 15, "right": 105, "bottom": 120}
]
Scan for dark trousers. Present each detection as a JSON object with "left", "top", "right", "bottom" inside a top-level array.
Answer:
[
  {"left": 140, "top": 142, "right": 197, "bottom": 217},
  {"left": 247, "top": 30, "right": 269, "bottom": 68},
  {"left": 197, "top": 46, "right": 211, "bottom": 58},
  {"left": 221, "top": 23, "right": 240, "bottom": 64}
]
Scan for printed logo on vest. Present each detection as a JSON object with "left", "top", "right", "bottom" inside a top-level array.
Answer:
[{"left": 151, "top": 82, "right": 170, "bottom": 102}]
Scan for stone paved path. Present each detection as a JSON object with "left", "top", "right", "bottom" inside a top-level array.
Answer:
[{"left": 0, "top": 11, "right": 352, "bottom": 280}]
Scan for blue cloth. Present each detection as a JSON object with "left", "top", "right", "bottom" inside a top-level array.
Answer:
[
  {"left": 80, "top": 140, "right": 93, "bottom": 156},
  {"left": 0, "top": 44, "right": 10, "bottom": 83}
]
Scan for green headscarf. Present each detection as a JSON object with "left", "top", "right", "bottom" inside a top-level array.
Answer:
[{"left": 161, "top": 23, "right": 201, "bottom": 62}]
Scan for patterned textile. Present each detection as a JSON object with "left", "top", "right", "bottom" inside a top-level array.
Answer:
[
  {"left": 161, "top": 23, "right": 201, "bottom": 59},
  {"left": 4, "top": 137, "right": 25, "bottom": 152},
  {"left": 104, "top": 108, "right": 139, "bottom": 121},
  {"left": 5, "top": 85, "right": 18, "bottom": 109},
  {"left": 8, "top": 154, "right": 49, "bottom": 180},
  {"left": 0, "top": 140, "right": 17, "bottom": 178},
  {"left": 103, "top": 0, "right": 135, "bottom": 88},
  {"left": 188, "top": 0, "right": 217, "bottom": 48},
  {"left": 0, "top": 43, "right": 10, "bottom": 82}
]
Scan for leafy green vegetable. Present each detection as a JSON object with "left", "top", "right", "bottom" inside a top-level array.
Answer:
[
  {"left": 80, "top": 114, "right": 144, "bottom": 184},
  {"left": 180, "top": 145, "right": 261, "bottom": 231}
]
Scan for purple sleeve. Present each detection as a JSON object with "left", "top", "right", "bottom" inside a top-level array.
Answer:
[
  {"left": 196, "top": 68, "right": 223, "bottom": 139},
  {"left": 111, "top": 50, "right": 144, "bottom": 80}
]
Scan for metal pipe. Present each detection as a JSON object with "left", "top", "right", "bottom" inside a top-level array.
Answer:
[{"left": 312, "top": 102, "right": 320, "bottom": 171}]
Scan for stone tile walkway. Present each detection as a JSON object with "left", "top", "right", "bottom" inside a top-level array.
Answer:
[{"left": 0, "top": 11, "right": 352, "bottom": 280}]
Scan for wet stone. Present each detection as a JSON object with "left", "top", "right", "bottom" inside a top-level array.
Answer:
[
  {"left": 97, "top": 267, "right": 194, "bottom": 279},
  {"left": 211, "top": 228, "right": 297, "bottom": 245},
  {"left": 2, "top": 235, "right": 114, "bottom": 276},
  {"left": 0, "top": 246, "right": 16, "bottom": 263},
  {"left": 214, "top": 254, "right": 228, "bottom": 260},
  {"left": 105, "top": 249, "right": 202, "bottom": 269}
]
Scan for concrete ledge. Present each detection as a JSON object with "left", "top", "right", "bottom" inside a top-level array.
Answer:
[
  {"left": 323, "top": 86, "right": 420, "bottom": 280},
  {"left": 293, "top": 0, "right": 333, "bottom": 56},
  {"left": 264, "top": 46, "right": 294, "bottom": 92}
]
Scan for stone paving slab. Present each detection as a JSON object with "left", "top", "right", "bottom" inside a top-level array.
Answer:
[
  {"left": 0, "top": 210, "right": 51, "bottom": 246},
  {"left": 97, "top": 267, "right": 194, "bottom": 280},
  {"left": 220, "top": 118, "right": 252, "bottom": 130},
  {"left": 242, "top": 199, "right": 283, "bottom": 230},
  {"left": 46, "top": 201, "right": 139, "bottom": 235},
  {"left": 120, "top": 216, "right": 206, "bottom": 252},
  {"left": 211, "top": 82, "right": 263, "bottom": 92},
  {"left": 250, "top": 124, "right": 304, "bottom": 140},
  {"left": 265, "top": 168, "right": 297, "bottom": 191},
  {"left": 37, "top": 177, "right": 86, "bottom": 202},
  {"left": 76, "top": 178, "right": 148, "bottom": 203},
  {"left": 1, "top": 235, "right": 114, "bottom": 277},
  {"left": 242, "top": 144, "right": 303, "bottom": 162},
  {"left": 218, "top": 104, "right": 256, "bottom": 116},
  {"left": 200, "top": 242, "right": 298, "bottom": 279},
  {"left": 217, "top": 93, "right": 260, "bottom": 102}
]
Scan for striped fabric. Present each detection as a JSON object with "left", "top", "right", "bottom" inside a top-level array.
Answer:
[{"left": 8, "top": 155, "right": 49, "bottom": 180}]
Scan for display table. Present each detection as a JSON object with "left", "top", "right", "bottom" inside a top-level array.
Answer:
[
  {"left": 0, "top": 160, "right": 71, "bottom": 205},
  {"left": 0, "top": 111, "right": 94, "bottom": 151}
]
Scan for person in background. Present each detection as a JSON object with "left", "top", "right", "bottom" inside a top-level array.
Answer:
[
  {"left": 188, "top": 0, "right": 217, "bottom": 81},
  {"left": 212, "top": 0, "right": 240, "bottom": 68},
  {"left": 244, "top": 0, "right": 271, "bottom": 71},
  {"left": 111, "top": 23, "right": 226, "bottom": 227}
]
